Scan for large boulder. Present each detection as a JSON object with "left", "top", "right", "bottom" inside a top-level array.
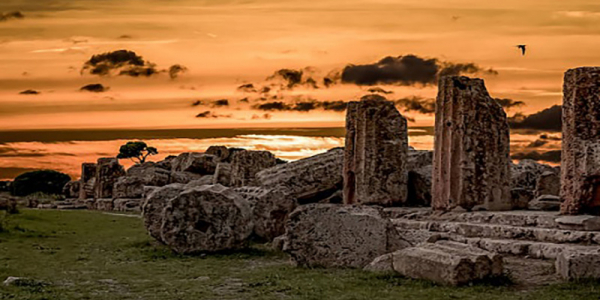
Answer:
[
  {"left": 141, "top": 183, "right": 185, "bottom": 242},
  {"left": 171, "top": 153, "right": 218, "bottom": 175},
  {"left": 256, "top": 148, "right": 343, "bottom": 204},
  {"left": 283, "top": 204, "right": 410, "bottom": 268},
  {"left": 161, "top": 185, "right": 254, "bottom": 253},
  {"left": 63, "top": 181, "right": 81, "bottom": 199},
  {"left": 432, "top": 76, "right": 511, "bottom": 211},
  {"left": 127, "top": 162, "right": 171, "bottom": 187},
  {"left": 240, "top": 187, "right": 297, "bottom": 241},
  {"left": 407, "top": 165, "right": 432, "bottom": 206},
  {"left": 511, "top": 160, "right": 557, "bottom": 191},
  {"left": 535, "top": 171, "right": 560, "bottom": 197},
  {"left": 230, "top": 150, "right": 277, "bottom": 187},
  {"left": 343, "top": 95, "right": 409, "bottom": 206},
  {"left": 95, "top": 157, "right": 125, "bottom": 199}
]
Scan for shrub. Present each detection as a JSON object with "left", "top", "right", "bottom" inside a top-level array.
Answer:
[{"left": 11, "top": 170, "right": 71, "bottom": 197}]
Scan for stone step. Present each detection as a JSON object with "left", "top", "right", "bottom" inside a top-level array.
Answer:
[
  {"left": 392, "top": 218, "right": 600, "bottom": 245},
  {"left": 385, "top": 208, "right": 600, "bottom": 232},
  {"left": 396, "top": 227, "right": 600, "bottom": 280}
]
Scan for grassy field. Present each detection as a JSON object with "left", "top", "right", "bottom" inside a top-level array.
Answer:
[{"left": 1, "top": 210, "right": 599, "bottom": 300}]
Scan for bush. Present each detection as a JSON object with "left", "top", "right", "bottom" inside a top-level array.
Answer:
[{"left": 11, "top": 170, "right": 71, "bottom": 197}]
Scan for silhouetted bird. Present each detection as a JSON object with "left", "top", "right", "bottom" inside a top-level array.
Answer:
[{"left": 516, "top": 45, "right": 527, "bottom": 56}]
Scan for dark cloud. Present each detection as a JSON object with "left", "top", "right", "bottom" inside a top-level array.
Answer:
[
  {"left": 237, "top": 83, "right": 257, "bottom": 93},
  {"left": 509, "top": 105, "right": 561, "bottom": 131},
  {"left": 191, "top": 100, "right": 203, "bottom": 106},
  {"left": 80, "top": 83, "right": 108, "bottom": 93},
  {"left": 212, "top": 99, "right": 229, "bottom": 107},
  {"left": 195, "top": 111, "right": 232, "bottom": 118},
  {"left": 238, "top": 98, "right": 250, "bottom": 103},
  {"left": 527, "top": 139, "right": 549, "bottom": 148},
  {"left": 495, "top": 98, "right": 525, "bottom": 110},
  {"left": 253, "top": 99, "right": 348, "bottom": 113},
  {"left": 0, "top": 11, "right": 24, "bottom": 22},
  {"left": 368, "top": 87, "right": 394, "bottom": 94},
  {"left": 19, "top": 89, "right": 40, "bottom": 95},
  {"left": 321, "top": 101, "right": 348, "bottom": 112},
  {"left": 395, "top": 96, "right": 436, "bottom": 114},
  {"left": 341, "top": 54, "right": 496, "bottom": 86},
  {"left": 511, "top": 150, "right": 561, "bottom": 163},
  {"left": 168, "top": 64, "right": 188, "bottom": 79},
  {"left": 82, "top": 50, "right": 160, "bottom": 77},
  {"left": 270, "top": 69, "right": 303, "bottom": 89},
  {"left": 254, "top": 101, "right": 290, "bottom": 111}
]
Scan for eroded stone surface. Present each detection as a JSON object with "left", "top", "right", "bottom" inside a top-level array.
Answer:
[
  {"left": 392, "top": 241, "right": 502, "bottom": 286},
  {"left": 561, "top": 67, "right": 600, "bottom": 215},
  {"left": 556, "top": 249, "right": 600, "bottom": 280},
  {"left": 257, "top": 148, "right": 343, "bottom": 203},
  {"left": 113, "top": 176, "right": 145, "bottom": 199},
  {"left": 284, "top": 204, "right": 410, "bottom": 268},
  {"left": 343, "top": 95, "right": 408, "bottom": 206},
  {"left": 171, "top": 153, "right": 219, "bottom": 175},
  {"left": 95, "top": 158, "right": 125, "bottom": 199},
  {"left": 432, "top": 76, "right": 511, "bottom": 211},
  {"left": 79, "top": 163, "right": 97, "bottom": 199},
  {"left": 141, "top": 183, "right": 185, "bottom": 242},
  {"left": 63, "top": 181, "right": 80, "bottom": 199},
  {"left": 161, "top": 185, "right": 253, "bottom": 253},
  {"left": 536, "top": 171, "right": 560, "bottom": 197},
  {"left": 230, "top": 150, "right": 277, "bottom": 187},
  {"left": 213, "top": 163, "right": 232, "bottom": 186},
  {"left": 127, "top": 162, "right": 171, "bottom": 187}
]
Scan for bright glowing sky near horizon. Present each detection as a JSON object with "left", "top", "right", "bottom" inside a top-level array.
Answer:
[{"left": 0, "top": 0, "right": 591, "bottom": 178}]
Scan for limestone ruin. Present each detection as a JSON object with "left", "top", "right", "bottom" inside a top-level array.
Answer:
[
  {"left": 561, "top": 67, "right": 600, "bottom": 215},
  {"left": 432, "top": 76, "right": 511, "bottom": 211},
  {"left": 343, "top": 95, "right": 409, "bottom": 206}
]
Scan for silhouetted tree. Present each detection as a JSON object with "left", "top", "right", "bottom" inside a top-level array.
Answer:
[{"left": 117, "top": 141, "right": 158, "bottom": 164}]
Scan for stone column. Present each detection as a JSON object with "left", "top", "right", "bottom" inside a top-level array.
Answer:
[
  {"left": 432, "top": 76, "right": 511, "bottom": 211},
  {"left": 343, "top": 95, "right": 409, "bottom": 206},
  {"left": 561, "top": 67, "right": 600, "bottom": 215},
  {"left": 79, "top": 163, "right": 97, "bottom": 199},
  {"left": 94, "top": 157, "right": 125, "bottom": 199}
]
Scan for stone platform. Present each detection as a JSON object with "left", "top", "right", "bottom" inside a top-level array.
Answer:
[{"left": 384, "top": 208, "right": 600, "bottom": 280}]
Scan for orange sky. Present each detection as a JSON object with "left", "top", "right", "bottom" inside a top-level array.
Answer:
[{"left": 1, "top": 0, "right": 597, "bottom": 130}]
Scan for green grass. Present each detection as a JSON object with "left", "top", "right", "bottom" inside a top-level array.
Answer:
[{"left": 0, "top": 210, "right": 599, "bottom": 300}]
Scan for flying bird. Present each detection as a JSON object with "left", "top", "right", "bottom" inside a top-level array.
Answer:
[{"left": 516, "top": 45, "right": 527, "bottom": 56}]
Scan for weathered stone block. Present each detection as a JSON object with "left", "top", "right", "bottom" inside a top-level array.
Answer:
[
  {"left": 63, "top": 181, "right": 80, "bottom": 199},
  {"left": 256, "top": 148, "right": 343, "bottom": 203},
  {"left": 561, "top": 67, "right": 600, "bottom": 215},
  {"left": 343, "top": 95, "right": 409, "bottom": 206},
  {"left": 79, "top": 163, "right": 97, "bottom": 199},
  {"left": 230, "top": 150, "right": 277, "bottom": 187},
  {"left": 284, "top": 204, "right": 410, "bottom": 268},
  {"left": 141, "top": 183, "right": 185, "bottom": 242},
  {"left": 161, "top": 185, "right": 253, "bottom": 253},
  {"left": 556, "top": 249, "right": 600, "bottom": 280},
  {"left": 95, "top": 158, "right": 125, "bottom": 199},
  {"left": 432, "top": 76, "right": 511, "bottom": 211}
]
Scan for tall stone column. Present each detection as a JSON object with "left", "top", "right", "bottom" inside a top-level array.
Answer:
[
  {"left": 561, "top": 67, "right": 600, "bottom": 215},
  {"left": 79, "top": 163, "right": 97, "bottom": 199},
  {"left": 343, "top": 95, "right": 409, "bottom": 206},
  {"left": 94, "top": 157, "right": 125, "bottom": 199},
  {"left": 432, "top": 76, "right": 511, "bottom": 211}
]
